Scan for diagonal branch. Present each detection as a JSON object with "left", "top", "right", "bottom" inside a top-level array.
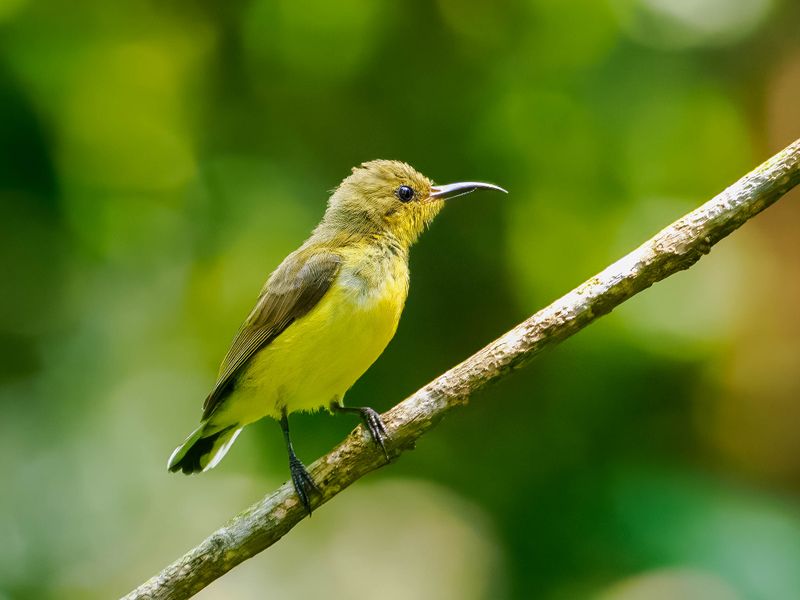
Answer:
[{"left": 124, "top": 138, "right": 800, "bottom": 600}]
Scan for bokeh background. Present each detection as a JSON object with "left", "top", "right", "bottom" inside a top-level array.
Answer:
[{"left": 1, "top": 0, "right": 799, "bottom": 598}]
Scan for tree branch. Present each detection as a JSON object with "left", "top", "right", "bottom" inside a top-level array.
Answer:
[{"left": 124, "top": 139, "right": 800, "bottom": 600}]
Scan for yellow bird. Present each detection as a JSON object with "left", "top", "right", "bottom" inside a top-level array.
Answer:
[{"left": 168, "top": 160, "right": 506, "bottom": 512}]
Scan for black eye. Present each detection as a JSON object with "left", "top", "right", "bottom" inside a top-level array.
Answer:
[{"left": 396, "top": 185, "right": 415, "bottom": 202}]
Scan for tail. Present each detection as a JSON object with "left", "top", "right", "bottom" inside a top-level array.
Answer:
[{"left": 167, "top": 422, "right": 242, "bottom": 474}]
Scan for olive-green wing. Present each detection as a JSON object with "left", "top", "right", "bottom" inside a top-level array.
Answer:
[{"left": 202, "top": 250, "right": 342, "bottom": 419}]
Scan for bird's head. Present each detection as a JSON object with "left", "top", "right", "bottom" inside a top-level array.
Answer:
[{"left": 320, "top": 160, "right": 506, "bottom": 249}]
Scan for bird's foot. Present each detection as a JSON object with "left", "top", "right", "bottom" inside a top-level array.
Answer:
[
  {"left": 288, "top": 456, "right": 318, "bottom": 516},
  {"left": 358, "top": 407, "right": 389, "bottom": 462},
  {"left": 330, "top": 402, "right": 391, "bottom": 462}
]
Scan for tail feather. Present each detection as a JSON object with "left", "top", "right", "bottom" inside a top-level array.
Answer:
[{"left": 168, "top": 423, "right": 242, "bottom": 474}]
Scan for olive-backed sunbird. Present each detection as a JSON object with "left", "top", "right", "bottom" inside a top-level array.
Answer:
[{"left": 168, "top": 160, "right": 506, "bottom": 513}]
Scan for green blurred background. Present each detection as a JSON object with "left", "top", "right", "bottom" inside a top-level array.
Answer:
[{"left": 1, "top": 0, "right": 799, "bottom": 598}]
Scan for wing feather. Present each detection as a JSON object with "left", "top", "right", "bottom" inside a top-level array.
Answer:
[{"left": 201, "top": 250, "right": 341, "bottom": 419}]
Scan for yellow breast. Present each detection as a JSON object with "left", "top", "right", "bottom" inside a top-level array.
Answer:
[{"left": 212, "top": 249, "right": 409, "bottom": 426}]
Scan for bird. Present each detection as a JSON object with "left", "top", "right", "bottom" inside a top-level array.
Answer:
[{"left": 168, "top": 160, "right": 507, "bottom": 514}]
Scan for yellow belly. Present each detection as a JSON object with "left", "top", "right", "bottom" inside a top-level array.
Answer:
[{"left": 209, "top": 274, "right": 405, "bottom": 427}]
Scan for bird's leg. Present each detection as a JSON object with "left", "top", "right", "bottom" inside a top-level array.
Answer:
[
  {"left": 280, "top": 409, "right": 318, "bottom": 516},
  {"left": 330, "top": 401, "right": 389, "bottom": 461}
]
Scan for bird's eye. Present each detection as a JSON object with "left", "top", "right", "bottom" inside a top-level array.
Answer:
[{"left": 396, "top": 185, "right": 415, "bottom": 202}]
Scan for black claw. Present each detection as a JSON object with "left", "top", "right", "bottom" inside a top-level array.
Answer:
[
  {"left": 280, "top": 409, "right": 318, "bottom": 515},
  {"left": 360, "top": 407, "right": 389, "bottom": 462},
  {"left": 289, "top": 456, "right": 318, "bottom": 516},
  {"left": 331, "top": 403, "right": 391, "bottom": 462}
]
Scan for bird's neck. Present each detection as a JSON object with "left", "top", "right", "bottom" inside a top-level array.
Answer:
[{"left": 311, "top": 222, "right": 411, "bottom": 259}]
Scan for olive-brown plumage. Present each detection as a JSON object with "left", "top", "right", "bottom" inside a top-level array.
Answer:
[{"left": 168, "top": 160, "right": 506, "bottom": 513}]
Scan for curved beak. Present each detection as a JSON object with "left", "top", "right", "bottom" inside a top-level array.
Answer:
[{"left": 429, "top": 181, "right": 508, "bottom": 201}]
